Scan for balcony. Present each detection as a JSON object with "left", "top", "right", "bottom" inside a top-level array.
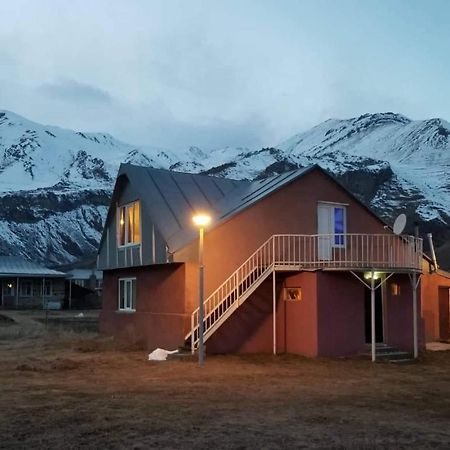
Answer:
[{"left": 271, "top": 233, "right": 422, "bottom": 272}]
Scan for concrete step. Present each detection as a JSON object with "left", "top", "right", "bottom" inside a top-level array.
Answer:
[
  {"left": 365, "top": 344, "right": 414, "bottom": 362},
  {"left": 375, "top": 351, "right": 413, "bottom": 361}
]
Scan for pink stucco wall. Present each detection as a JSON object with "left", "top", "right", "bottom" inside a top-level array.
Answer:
[
  {"left": 100, "top": 263, "right": 191, "bottom": 349},
  {"left": 206, "top": 272, "right": 320, "bottom": 355},
  {"left": 421, "top": 267, "right": 450, "bottom": 341}
]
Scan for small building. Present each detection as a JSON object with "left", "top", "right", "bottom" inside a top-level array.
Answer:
[
  {"left": 421, "top": 259, "right": 450, "bottom": 342},
  {"left": 66, "top": 268, "right": 103, "bottom": 291},
  {"left": 0, "top": 256, "right": 66, "bottom": 309},
  {"left": 66, "top": 268, "right": 103, "bottom": 309},
  {"left": 98, "top": 164, "right": 428, "bottom": 360}
]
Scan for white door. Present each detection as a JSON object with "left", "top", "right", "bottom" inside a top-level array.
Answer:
[{"left": 317, "top": 204, "right": 332, "bottom": 260}]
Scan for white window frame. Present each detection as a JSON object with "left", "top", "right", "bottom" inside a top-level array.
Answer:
[
  {"left": 317, "top": 201, "right": 348, "bottom": 256},
  {"left": 118, "top": 277, "right": 136, "bottom": 312},
  {"left": 117, "top": 201, "right": 141, "bottom": 248}
]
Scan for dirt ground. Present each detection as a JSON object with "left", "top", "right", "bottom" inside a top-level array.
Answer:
[{"left": 0, "top": 313, "right": 449, "bottom": 449}]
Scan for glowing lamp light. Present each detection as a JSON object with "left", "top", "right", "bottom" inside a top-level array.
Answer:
[
  {"left": 364, "top": 271, "right": 382, "bottom": 280},
  {"left": 120, "top": 218, "right": 125, "bottom": 226},
  {"left": 192, "top": 213, "right": 211, "bottom": 227},
  {"left": 7, "top": 283, "right": 13, "bottom": 288}
]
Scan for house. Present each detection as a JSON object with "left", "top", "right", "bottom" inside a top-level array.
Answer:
[
  {"left": 98, "top": 163, "right": 428, "bottom": 360},
  {"left": 0, "top": 256, "right": 66, "bottom": 309},
  {"left": 65, "top": 268, "right": 103, "bottom": 309},
  {"left": 57, "top": 258, "right": 103, "bottom": 309},
  {"left": 421, "top": 257, "right": 450, "bottom": 342},
  {"left": 66, "top": 268, "right": 103, "bottom": 290}
]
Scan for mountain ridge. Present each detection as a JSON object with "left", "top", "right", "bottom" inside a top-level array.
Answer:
[{"left": 1, "top": 110, "right": 449, "bottom": 268}]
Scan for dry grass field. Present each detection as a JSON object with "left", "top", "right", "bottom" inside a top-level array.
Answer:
[{"left": 0, "top": 312, "right": 449, "bottom": 449}]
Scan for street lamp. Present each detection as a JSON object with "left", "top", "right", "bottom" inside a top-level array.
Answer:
[{"left": 192, "top": 213, "right": 211, "bottom": 366}]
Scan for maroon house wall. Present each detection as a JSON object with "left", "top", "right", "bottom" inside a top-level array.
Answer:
[
  {"left": 316, "top": 272, "right": 366, "bottom": 356},
  {"left": 206, "top": 271, "right": 425, "bottom": 357},
  {"left": 206, "top": 271, "right": 319, "bottom": 356},
  {"left": 100, "top": 263, "right": 190, "bottom": 349},
  {"left": 383, "top": 274, "right": 424, "bottom": 351},
  {"left": 279, "top": 272, "right": 319, "bottom": 356}
]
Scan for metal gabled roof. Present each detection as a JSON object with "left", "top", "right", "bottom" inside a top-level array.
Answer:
[
  {"left": 107, "top": 164, "right": 248, "bottom": 251},
  {"left": 101, "top": 162, "right": 397, "bottom": 257},
  {"left": 152, "top": 165, "right": 318, "bottom": 252},
  {"left": 0, "top": 256, "right": 66, "bottom": 278}
]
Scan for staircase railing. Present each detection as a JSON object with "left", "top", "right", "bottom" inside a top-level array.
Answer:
[
  {"left": 189, "top": 233, "right": 422, "bottom": 353},
  {"left": 190, "top": 236, "right": 275, "bottom": 353}
]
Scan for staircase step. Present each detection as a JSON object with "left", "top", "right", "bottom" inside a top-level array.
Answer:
[
  {"left": 389, "top": 358, "right": 416, "bottom": 364},
  {"left": 167, "top": 351, "right": 196, "bottom": 361},
  {"left": 376, "top": 351, "right": 412, "bottom": 360},
  {"left": 364, "top": 344, "right": 414, "bottom": 362}
]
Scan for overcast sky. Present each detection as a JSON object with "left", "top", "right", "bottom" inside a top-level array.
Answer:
[{"left": 0, "top": 0, "right": 449, "bottom": 150}]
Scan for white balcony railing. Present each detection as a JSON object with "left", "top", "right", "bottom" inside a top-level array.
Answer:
[{"left": 272, "top": 233, "right": 422, "bottom": 271}]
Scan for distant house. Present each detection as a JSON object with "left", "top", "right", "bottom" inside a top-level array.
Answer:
[
  {"left": 0, "top": 256, "right": 66, "bottom": 309},
  {"left": 98, "top": 163, "right": 441, "bottom": 360},
  {"left": 67, "top": 268, "right": 103, "bottom": 290},
  {"left": 66, "top": 268, "right": 103, "bottom": 309}
]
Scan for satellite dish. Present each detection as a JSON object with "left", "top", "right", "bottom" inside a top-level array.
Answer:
[{"left": 393, "top": 213, "right": 407, "bottom": 235}]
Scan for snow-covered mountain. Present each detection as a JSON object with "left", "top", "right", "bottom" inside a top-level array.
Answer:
[{"left": 1, "top": 110, "right": 449, "bottom": 268}]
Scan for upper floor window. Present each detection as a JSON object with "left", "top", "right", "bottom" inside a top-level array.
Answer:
[{"left": 118, "top": 201, "right": 141, "bottom": 246}]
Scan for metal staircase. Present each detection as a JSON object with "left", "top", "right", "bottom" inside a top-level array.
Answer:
[
  {"left": 186, "top": 233, "right": 423, "bottom": 353},
  {"left": 188, "top": 236, "right": 275, "bottom": 353}
]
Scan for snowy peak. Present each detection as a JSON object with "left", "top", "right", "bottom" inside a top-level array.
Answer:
[{"left": 0, "top": 109, "right": 450, "bottom": 268}]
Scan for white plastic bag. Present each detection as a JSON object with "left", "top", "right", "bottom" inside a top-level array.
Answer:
[{"left": 148, "top": 348, "right": 178, "bottom": 361}]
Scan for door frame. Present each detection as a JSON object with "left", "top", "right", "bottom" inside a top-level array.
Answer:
[{"left": 317, "top": 201, "right": 348, "bottom": 261}]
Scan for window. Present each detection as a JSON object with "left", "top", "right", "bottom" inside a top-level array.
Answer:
[
  {"left": 334, "top": 207, "right": 345, "bottom": 246},
  {"left": 118, "top": 201, "right": 141, "bottom": 247},
  {"left": 284, "top": 287, "right": 302, "bottom": 301},
  {"left": 317, "top": 203, "right": 347, "bottom": 249},
  {"left": 44, "top": 280, "right": 52, "bottom": 296},
  {"left": 3, "top": 280, "right": 15, "bottom": 297},
  {"left": 391, "top": 283, "right": 400, "bottom": 296},
  {"left": 20, "top": 280, "right": 33, "bottom": 297},
  {"left": 74, "top": 279, "right": 86, "bottom": 288},
  {"left": 118, "top": 278, "right": 136, "bottom": 311}
]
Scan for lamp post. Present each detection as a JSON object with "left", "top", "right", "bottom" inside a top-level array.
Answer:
[{"left": 192, "top": 213, "right": 211, "bottom": 366}]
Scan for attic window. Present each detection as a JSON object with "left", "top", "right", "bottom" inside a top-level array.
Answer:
[{"left": 118, "top": 201, "right": 141, "bottom": 246}]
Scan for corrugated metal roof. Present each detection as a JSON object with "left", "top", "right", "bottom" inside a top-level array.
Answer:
[
  {"left": 0, "top": 256, "right": 66, "bottom": 278},
  {"left": 115, "top": 164, "right": 247, "bottom": 251},
  {"left": 113, "top": 164, "right": 317, "bottom": 252}
]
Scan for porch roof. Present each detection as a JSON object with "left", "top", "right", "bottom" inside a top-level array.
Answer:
[{"left": 0, "top": 256, "right": 66, "bottom": 278}]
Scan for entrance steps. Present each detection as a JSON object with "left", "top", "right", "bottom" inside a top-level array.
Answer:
[{"left": 366, "top": 343, "right": 414, "bottom": 363}]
